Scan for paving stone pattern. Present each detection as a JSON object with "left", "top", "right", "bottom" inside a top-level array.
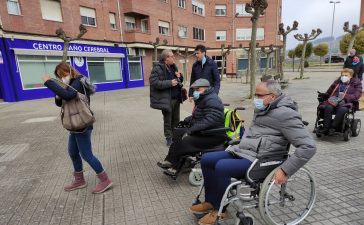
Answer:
[{"left": 0, "top": 69, "right": 363, "bottom": 225}]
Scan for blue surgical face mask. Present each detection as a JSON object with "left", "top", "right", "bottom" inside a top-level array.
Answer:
[
  {"left": 193, "top": 91, "right": 201, "bottom": 101},
  {"left": 253, "top": 98, "right": 265, "bottom": 110}
]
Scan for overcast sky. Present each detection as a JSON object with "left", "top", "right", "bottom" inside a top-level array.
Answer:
[{"left": 282, "top": 0, "right": 361, "bottom": 50}]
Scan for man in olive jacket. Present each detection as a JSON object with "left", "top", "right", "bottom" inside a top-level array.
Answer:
[{"left": 150, "top": 49, "right": 184, "bottom": 146}]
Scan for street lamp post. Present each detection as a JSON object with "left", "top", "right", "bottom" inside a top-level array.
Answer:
[{"left": 328, "top": 1, "right": 340, "bottom": 65}]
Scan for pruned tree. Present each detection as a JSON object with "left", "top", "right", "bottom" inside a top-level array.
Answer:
[
  {"left": 340, "top": 30, "right": 364, "bottom": 55},
  {"left": 260, "top": 44, "right": 274, "bottom": 75},
  {"left": 245, "top": 0, "right": 268, "bottom": 98},
  {"left": 294, "top": 29, "right": 322, "bottom": 79},
  {"left": 343, "top": 22, "right": 364, "bottom": 55},
  {"left": 56, "top": 24, "right": 87, "bottom": 63},
  {"left": 277, "top": 21, "right": 298, "bottom": 80},
  {"left": 313, "top": 43, "right": 329, "bottom": 65},
  {"left": 176, "top": 47, "right": 195, "bottom": 83},
  {"left": 220, "top": 44, "right": 231, "bottom": 80},
  {"left": 149, "top": 37, "right": 168, "bottom": 64},
  {"left": 287, "top": 49, "right": 296, "bottom": 72}
]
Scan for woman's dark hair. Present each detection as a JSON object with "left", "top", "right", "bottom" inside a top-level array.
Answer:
[
  {"left": 194, "top": 44, "right": 206, "bottom": 53},
  {"left": 54, "top": 62, "right": 81, "bottom": 79}
]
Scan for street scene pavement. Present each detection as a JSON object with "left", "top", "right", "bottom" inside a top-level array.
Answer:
[{"left": 0, "top": 68, "right": 363, "bottom": 225}]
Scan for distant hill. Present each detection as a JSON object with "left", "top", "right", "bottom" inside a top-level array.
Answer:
[{"left": 310, "top": 35, "right": 345, "bottom": 55}]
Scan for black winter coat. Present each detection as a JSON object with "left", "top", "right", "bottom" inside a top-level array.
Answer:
[
  {"left": 149, "top": 63, "right": 183, "bottom": 112},
  {"left": 189, "top": 56, "right": 220, "bottom": 96},
  {"left": 352, "top": 62, "right": 364, "bottom": 80},
  {"left": 184, "top": 87, "right": 224, "bottom": 135}
]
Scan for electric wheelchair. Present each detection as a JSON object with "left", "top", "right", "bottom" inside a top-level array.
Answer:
[
  {"left": 192, "top": 123, "right": 317, "bottom": 225},
  {"left": 162, "top": 106, "right": 245, "bottom": 186},
  {"left": 313, "top": 91, "right": 361, "bottom": 141}
]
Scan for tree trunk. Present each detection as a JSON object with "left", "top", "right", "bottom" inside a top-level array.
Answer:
[
  {"left": 292, "top": 56, "right": 295, "bottom": 72},
  {"left": 246, "top": 50, "right": 250, "bottom": 84},
  {"left": 183, "top": 57, "right": 188, "bottom": 83},
  {"left": 249, "top": 16, "right": 259, "bottom": 98},
  {"left": 265, "top": 54, "right": 269, "bottom": 75},
  {"left": 347, "top": 35, "right": 356, "bottom": 55},
  {"left": 221, "top": 55, "right": 226, "bottom": 80},
  {"left": 281, "top": 35, "right": 287, "bottom": 80},
  {"left": 62, "top": 41, "right": 69, "bottom": 63},
  {"left": 320, "top": 56, "right": 322, "bottom": 66},
  {"left": 300, "top": 41, "right": 307, "bottom": 79}
]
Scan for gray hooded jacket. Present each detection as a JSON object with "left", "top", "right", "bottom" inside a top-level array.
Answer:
[{"left": 227, "top": 94, "right": 316, "bottom": 176}]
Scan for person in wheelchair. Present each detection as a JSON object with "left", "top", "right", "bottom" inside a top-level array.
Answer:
[
  {"left": 157, "top": 78, "right": 226, "bottom": 176},
  {"left": 317, "top": 68, "right": 362, "bottom": 135},
  {"left": 190, "top": 80, "right": 316, "bottom": 225}
]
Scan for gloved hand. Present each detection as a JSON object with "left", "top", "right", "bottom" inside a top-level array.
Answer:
[{"left": 318, "top": 92, "right": 329, "bottom": 99}]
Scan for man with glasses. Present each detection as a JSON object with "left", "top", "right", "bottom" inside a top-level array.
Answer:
[
  {"left": 189, "top": 45, "right": 220, "bottom": 102},
  {"left": 150, "top": 49, "right": 184, "bottom": 146},
  {"left": 190, "top": 80, "right": 316, "bottom": 225}
]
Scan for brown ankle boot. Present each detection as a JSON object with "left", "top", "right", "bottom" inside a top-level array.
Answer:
[
  {"left": 64, "top": 171, "right": 87, "bottom": 191},
  {"left": 92, "top": 171, "right": 113, "bottom": 194}
]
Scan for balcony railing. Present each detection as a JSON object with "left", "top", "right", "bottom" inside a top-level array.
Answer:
[{"left": 125, "top": 28, "right": 150, "bottom": 34}]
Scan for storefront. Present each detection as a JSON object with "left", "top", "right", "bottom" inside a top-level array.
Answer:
[{"left": 0, "top": 37, "right": 144, "bottom": 102}]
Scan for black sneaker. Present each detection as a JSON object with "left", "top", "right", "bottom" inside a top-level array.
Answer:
[
  {"left": 157, "top": 160, "right": 172, "bottom": 168},
  {"left": 164, "top": 167, "right": 177, "bottom": 176}
]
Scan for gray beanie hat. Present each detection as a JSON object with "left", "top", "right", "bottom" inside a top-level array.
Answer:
[{"left": 190, "top": 78, "right": 210, "bottom": 88}]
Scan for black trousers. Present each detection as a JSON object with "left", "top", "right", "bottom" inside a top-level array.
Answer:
[
  {"left": 322, "top": 105, "right": 349, "bottom": 131},
  {"left": 162, "top": 99, "right": 180, "bottom": 139},
  {"left": 165, "top": 132, "right": 227, "bottom": 169}
]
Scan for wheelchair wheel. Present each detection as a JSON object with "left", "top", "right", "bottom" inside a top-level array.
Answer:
[
  {"left": 189, "top": 168, "right": 203, "bottom": 186},
  {"left": 343, "top": 128, "right": 351, "bottom": 141},
  {"left": 258, "top": 167, "right": 316, "bottom": 225},
  {"left": 351, "top": 119, "right": 361, "bottom": 137}
]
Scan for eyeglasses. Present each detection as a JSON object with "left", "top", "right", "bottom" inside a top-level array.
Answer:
[{"left": 254, "top": 93, "right": 272, "bottom": 98}]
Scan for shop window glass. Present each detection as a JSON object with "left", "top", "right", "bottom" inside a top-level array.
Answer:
[
  {"left": 128, "top": 56, "right": 142, "bottom": 81},
  {"left": 17, "top": 55, "right": 63, "bottom": 89},
  {"left": 87, "top": 57, "right": 122, "bottom": 83}
]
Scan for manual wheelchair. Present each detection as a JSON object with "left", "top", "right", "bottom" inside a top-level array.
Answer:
[
  {"left": 313, "top": 91, "right": 361, "bottom": 141},
  {"left": 192, "top": 135, "right": 316, "bottom": 225},
  {"left": 162, "top": 105, "right": 245, "bottom": 186}
]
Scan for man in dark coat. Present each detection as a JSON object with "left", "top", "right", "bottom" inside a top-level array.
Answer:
[
  {"left": 150, "top": 49, "right": 184, "bottom": 146},
  {"left": 157, "top": 79, "right": 226, "bottom": 175},
  {"left": 189, "top": 45, "right": 221, "bottom": 101}
]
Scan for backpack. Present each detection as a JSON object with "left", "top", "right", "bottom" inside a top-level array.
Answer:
[{"left": 224, "top": 107, "right": 245, "bottom": 141}]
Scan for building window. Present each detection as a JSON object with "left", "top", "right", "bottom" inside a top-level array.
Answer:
[
  {"left": 125, "top": 16, "right": 136, "bottom": 30},
  {"left": 17, "top": 55, "right": 65, "bottom": 89},
  {"left": 158, "top": 21, "right": 170, "bottom": 35},
  {"left": 7, "top": 0, "right": 21, "bottom": 15},
  {"left": 236, "top": 4, "right": 251, "bottom": 16},
  {"left": 215, "top": 5, "right": 226, "bottom": 16},
  {"left": 178, "top": 25, "right": 187, "bottom": 38},
  {"left": 40, "top": 0, "right": 63, "bottom": 22},
  {"left": 236, "top": 28, "right": 264, "bottom": 40},
  {"left": 80, "top": 7, "right": 96, "bottom": 26},
  {"left": 212, "top": 56, "right": 225, "bottom": 74},
  {"left": 141, "top": 19, "right": 148, "bottom": 32},
  {"left": 87, "top": 57, "right": 122, "bottom": 83},
  {"left": 109, "top": 13, "right": 116, "bottom": 29},
  {"left": 128, "top": 56, "right": 143, "bottom": 81},
  {"left": 192, "top": 0, "right": 205, "bottom": 16},
  {"left": 216, "top": 31, "right": 226, "bottom": 41},
  {"left": 193, "top": 27, "right": 205, "bottom": 40},
  {"left": 177, "top": 0, "right": 186, "bottom": 8}
]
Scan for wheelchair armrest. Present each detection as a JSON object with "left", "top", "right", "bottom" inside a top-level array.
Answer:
[
  {"left": 199, "top": 127, "right": 230, "bottom": 135},
  {"left": 228, "top": 140, "right": 240, "bottom": 146},
  {"left": 256, "top": 150, "right": 289, "bottom": 161}
]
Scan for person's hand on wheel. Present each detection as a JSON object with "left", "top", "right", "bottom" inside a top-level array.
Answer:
[{"left": 272, "top": 168, "right": 288, "bottom": 185}]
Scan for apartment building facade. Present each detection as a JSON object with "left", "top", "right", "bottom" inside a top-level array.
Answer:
[{"left": 0, "top": 0, "right": 282, "bottom": 102}]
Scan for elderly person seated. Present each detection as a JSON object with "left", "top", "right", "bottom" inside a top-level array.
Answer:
[
  {"left": 190, "top": 80, "right": 316, "bottom": 225},
  {"left": 317, "top": 68, "right": 362, "bottom": 135},
  {"left": 157, "top": 78, "right": 226, "bottom": 176}
]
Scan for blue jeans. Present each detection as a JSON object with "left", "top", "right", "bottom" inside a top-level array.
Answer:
[
  {"left": 68, "top": 128, "right": 104, "bottom": 174},
  {"left": 201, "top": 151, "right": 252, "bottom": 209}
]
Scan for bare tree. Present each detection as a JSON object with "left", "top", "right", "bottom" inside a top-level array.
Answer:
[
  {"left": 220, "top": 44, "right": 231, "bottom": 80},
  {"left": 260, "top": 44, "right": 274, "bottom": 75},
  {"left": 149, "top": 37, "right": 168, "bottom": 65},
  {"left": 56, "top": 24, "right": 87, "bottom": 63},
  {"left": 343, "top": 22, "right": 364, "bottom": 55},
  {"left": 294, "top": 29, "right": 322, "bottom": 79},
  {"left": 245, "top": 0, "right": 268, "bottom": 98},
  {"left": 277, "top": 21, "right": 298, "bottom": 80},
  {"left": 176, "top": 47, "right": 195, "bottom": 83}
]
